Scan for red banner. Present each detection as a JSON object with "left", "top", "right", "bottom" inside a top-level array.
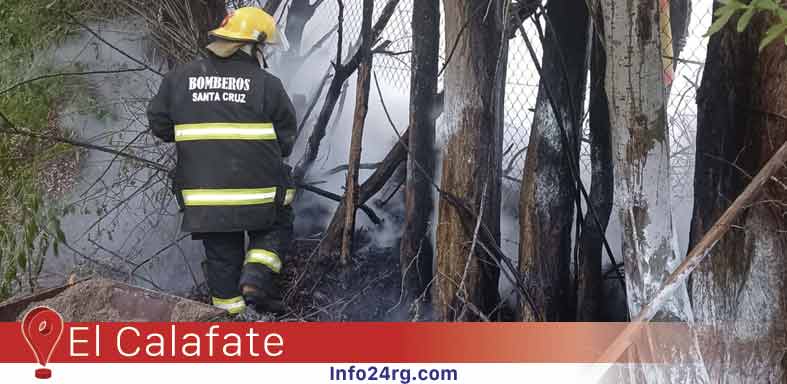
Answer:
[{"left": 0, "top": 321, "right": 705, "bottom": 364}]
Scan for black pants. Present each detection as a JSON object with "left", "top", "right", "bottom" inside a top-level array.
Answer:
[{"left": 197, "top": 207, "right": 293, "bottom": 308}]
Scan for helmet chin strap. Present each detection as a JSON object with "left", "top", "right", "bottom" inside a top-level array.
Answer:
[{"left": 256, "top": 44, "right": 269, "bottom": 69}]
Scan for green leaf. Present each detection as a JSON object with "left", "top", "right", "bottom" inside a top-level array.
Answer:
[
  {"left": 759, "top": 22, "right": 787, "bottom": 51},
  {"left": 707, "top": 9, "right": 737, "bottom": 36},
  {"left": 55, "top": 227, "right": 66, "bottom": 244},
  {"left": 737, "top": 7, "right": 756, "bottom": 32},
  {"left": 715, "top": 1, "right": 746, "bottom": 17},
  {"left": 16, "top": 251, "right": 26, "bottom": 269},
  {"left": 755, "top": 0, "right": 780, "bottom": 11}
]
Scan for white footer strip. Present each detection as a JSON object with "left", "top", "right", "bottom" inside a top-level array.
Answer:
[{"left": 1, "top": 363, "right": 623, "bottom": 383}]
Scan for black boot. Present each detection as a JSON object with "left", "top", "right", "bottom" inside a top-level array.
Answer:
[{"left": 243, "top": 286, "right": 286, "bottom": 314}]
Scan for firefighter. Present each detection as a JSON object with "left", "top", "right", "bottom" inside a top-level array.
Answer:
[{"left": 147, "top": 7, "right": 297, "bottom": 316}]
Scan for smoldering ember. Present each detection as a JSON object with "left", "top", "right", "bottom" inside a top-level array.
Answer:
[{"left": 0, "top": 0, "right": 785, "bottom": 382}]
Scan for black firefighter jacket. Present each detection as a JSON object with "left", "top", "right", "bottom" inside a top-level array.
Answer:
[{"left": 147, "top": 51, "right": 297, "bottom": 233}]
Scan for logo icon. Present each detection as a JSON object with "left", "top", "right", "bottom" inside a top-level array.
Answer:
[{"left": 21, "top": 307, "right": 64, "bottom": 379}]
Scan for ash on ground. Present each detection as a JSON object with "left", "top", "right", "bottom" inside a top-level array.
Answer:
[{"left": 281, "top": 236, "right": 410, "bottom": 322}]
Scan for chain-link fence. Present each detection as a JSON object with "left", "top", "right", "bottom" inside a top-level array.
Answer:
[{"left": 298, "top": 0, "right": 711, "bottom": 201}]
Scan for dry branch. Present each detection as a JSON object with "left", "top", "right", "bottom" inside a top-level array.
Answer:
[
  {"left": 293, "top": 0, "right": 401, "bottom": 183},
  {"left": 339, "top": 0, "right": 374, "bottom": 264}
]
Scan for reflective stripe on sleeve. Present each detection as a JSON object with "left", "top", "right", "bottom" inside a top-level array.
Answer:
[
  {"left": 284, "top": 188, "right": 296, "bottom": 206},
  {"left": 174, "top": 123, "right": 276, "bottom": 141},
  {"left": 212, "top": 296, "right": 246, "bottom": 315},
  {"left": 245, "top": 249, "right": 282, "bottom": 273},
  {"left": 182, "top": 187, "right": 277, "bottom": 206}
]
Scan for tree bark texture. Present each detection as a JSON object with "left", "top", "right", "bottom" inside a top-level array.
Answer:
[
  {"left": 518, "top": 0, "right": 589, "bottom": 322},
  {"left": 434, "top": 0, "right": 506, "bottom": 321},
  {"left": 689, "top": 6, "right": 787, "bottom": 382},
  {"left": 399, "top": 0, "right": 440, "bottom": 301},
  {"left": 577, "top": 3, "right": 613, "bottom": 322},
  {"left": 601, "top": 0, "right": 708, "bottom": 381}
]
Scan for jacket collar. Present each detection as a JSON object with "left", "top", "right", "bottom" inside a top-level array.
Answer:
[{"left": 208, "top": 50, "right": 260, "bottom": 65}]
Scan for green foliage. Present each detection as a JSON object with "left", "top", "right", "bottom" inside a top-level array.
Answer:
[
  {"left": 0, "top": 0, "right": 93, "bottom": 300},
  {"left": 0, "top": 176, "right": 66, "bottom": 300},
  {"left": 706, "top": 0, "right": 787, "bottom": 51}
]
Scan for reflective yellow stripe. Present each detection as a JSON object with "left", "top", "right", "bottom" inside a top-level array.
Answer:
[
  {"left": 174, "top": 123, "right": 276, "bottom": 141},
  {"left": 182, "top": 187, "right": 277, "bottom": 206},
  {"left": 245, "top": 249, "right": 282, "bottom": 273},
  {"left": 212, "top": 296, "right": 246, "bottom": 314},
  {"left": 284, "top": 188, "right": 296, "bottom": 206}
]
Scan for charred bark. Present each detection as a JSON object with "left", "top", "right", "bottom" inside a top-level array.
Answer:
[
  {"left": 339, "top": 0, "right": 374, "bottom": 264},
  {"left": 264, "top": 0, "right": 284, "bottom": 15},
  {"left": 577, "top": 5, "right": 613, "bottom": 322},
  {"left": 434, "top": 0, "right": 506, "bottom": 321},
  {"left": 669, "top": 0, "right": 691, "bottom": 62},
  {"left": 399, "top": 0, "right": 440, "bottom": 302},
  {"left": 285, "top": 0, "right": 326, "bottom": 55},
  {"left": 689, "top": 7, "right": 787, "bottom": 381},
  {"left": 601, "top": 0, "right": 708, "bottom": 381},
  {"left": 518, "top": 0, "right": 589, "bottom": 322}
]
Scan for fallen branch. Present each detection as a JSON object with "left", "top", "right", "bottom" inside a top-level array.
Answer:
[
  {"left": 317, "top": 128, "right": 409, "bottom": 257},
  {"left": 325, "top": 162, "right": 381, "bottom": 176},
  {"left": 297, "top": 183, "right": 381, "bottom": 224},
  {"left": 597, "top": 139, "right": 787, "bottom": 365}
]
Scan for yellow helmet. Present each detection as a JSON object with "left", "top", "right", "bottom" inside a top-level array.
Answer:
[{"left": 210, "top": 7, "right": 286, "bottom": 47}]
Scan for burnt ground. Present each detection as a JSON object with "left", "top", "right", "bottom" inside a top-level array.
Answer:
[
  {"left": 182, "top": 200, "right": 412, "bottom": 322},
  {"left": 280, "top": 232, "right": 409, "bottom": 322},
  {"left": 184, "top": 235, "right": 408, "bottom": 322}
]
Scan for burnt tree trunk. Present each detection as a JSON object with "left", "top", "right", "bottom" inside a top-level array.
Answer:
[
  {"left": 518, "top": 0, "right": 589, "bottom": 321},
  {"left": 434, "top": 0, "right": 506, "bottom": 321},
  {"left": 601, "top": 0, "right": 708, "bottom": 381},
  {"left": 669, "top": 0, "right": 691, "bottom": 61},
  {"left": 339, "top": 0, "right": 374, "bottom": 264},
  {"left": 399, "top": 0, "right": 439, "bottom": 301},
  {"left": 285, "top": 0, "right": 324, "bottom": 55},
  {"left": 689, "top": 7, "right": 787, "bottom": 381},
  {"left": 264, "top": 0, "right": 284, "bottom": 15},
  {"left": 576, "top": 4, "right": 613, "bottom": 322}
]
